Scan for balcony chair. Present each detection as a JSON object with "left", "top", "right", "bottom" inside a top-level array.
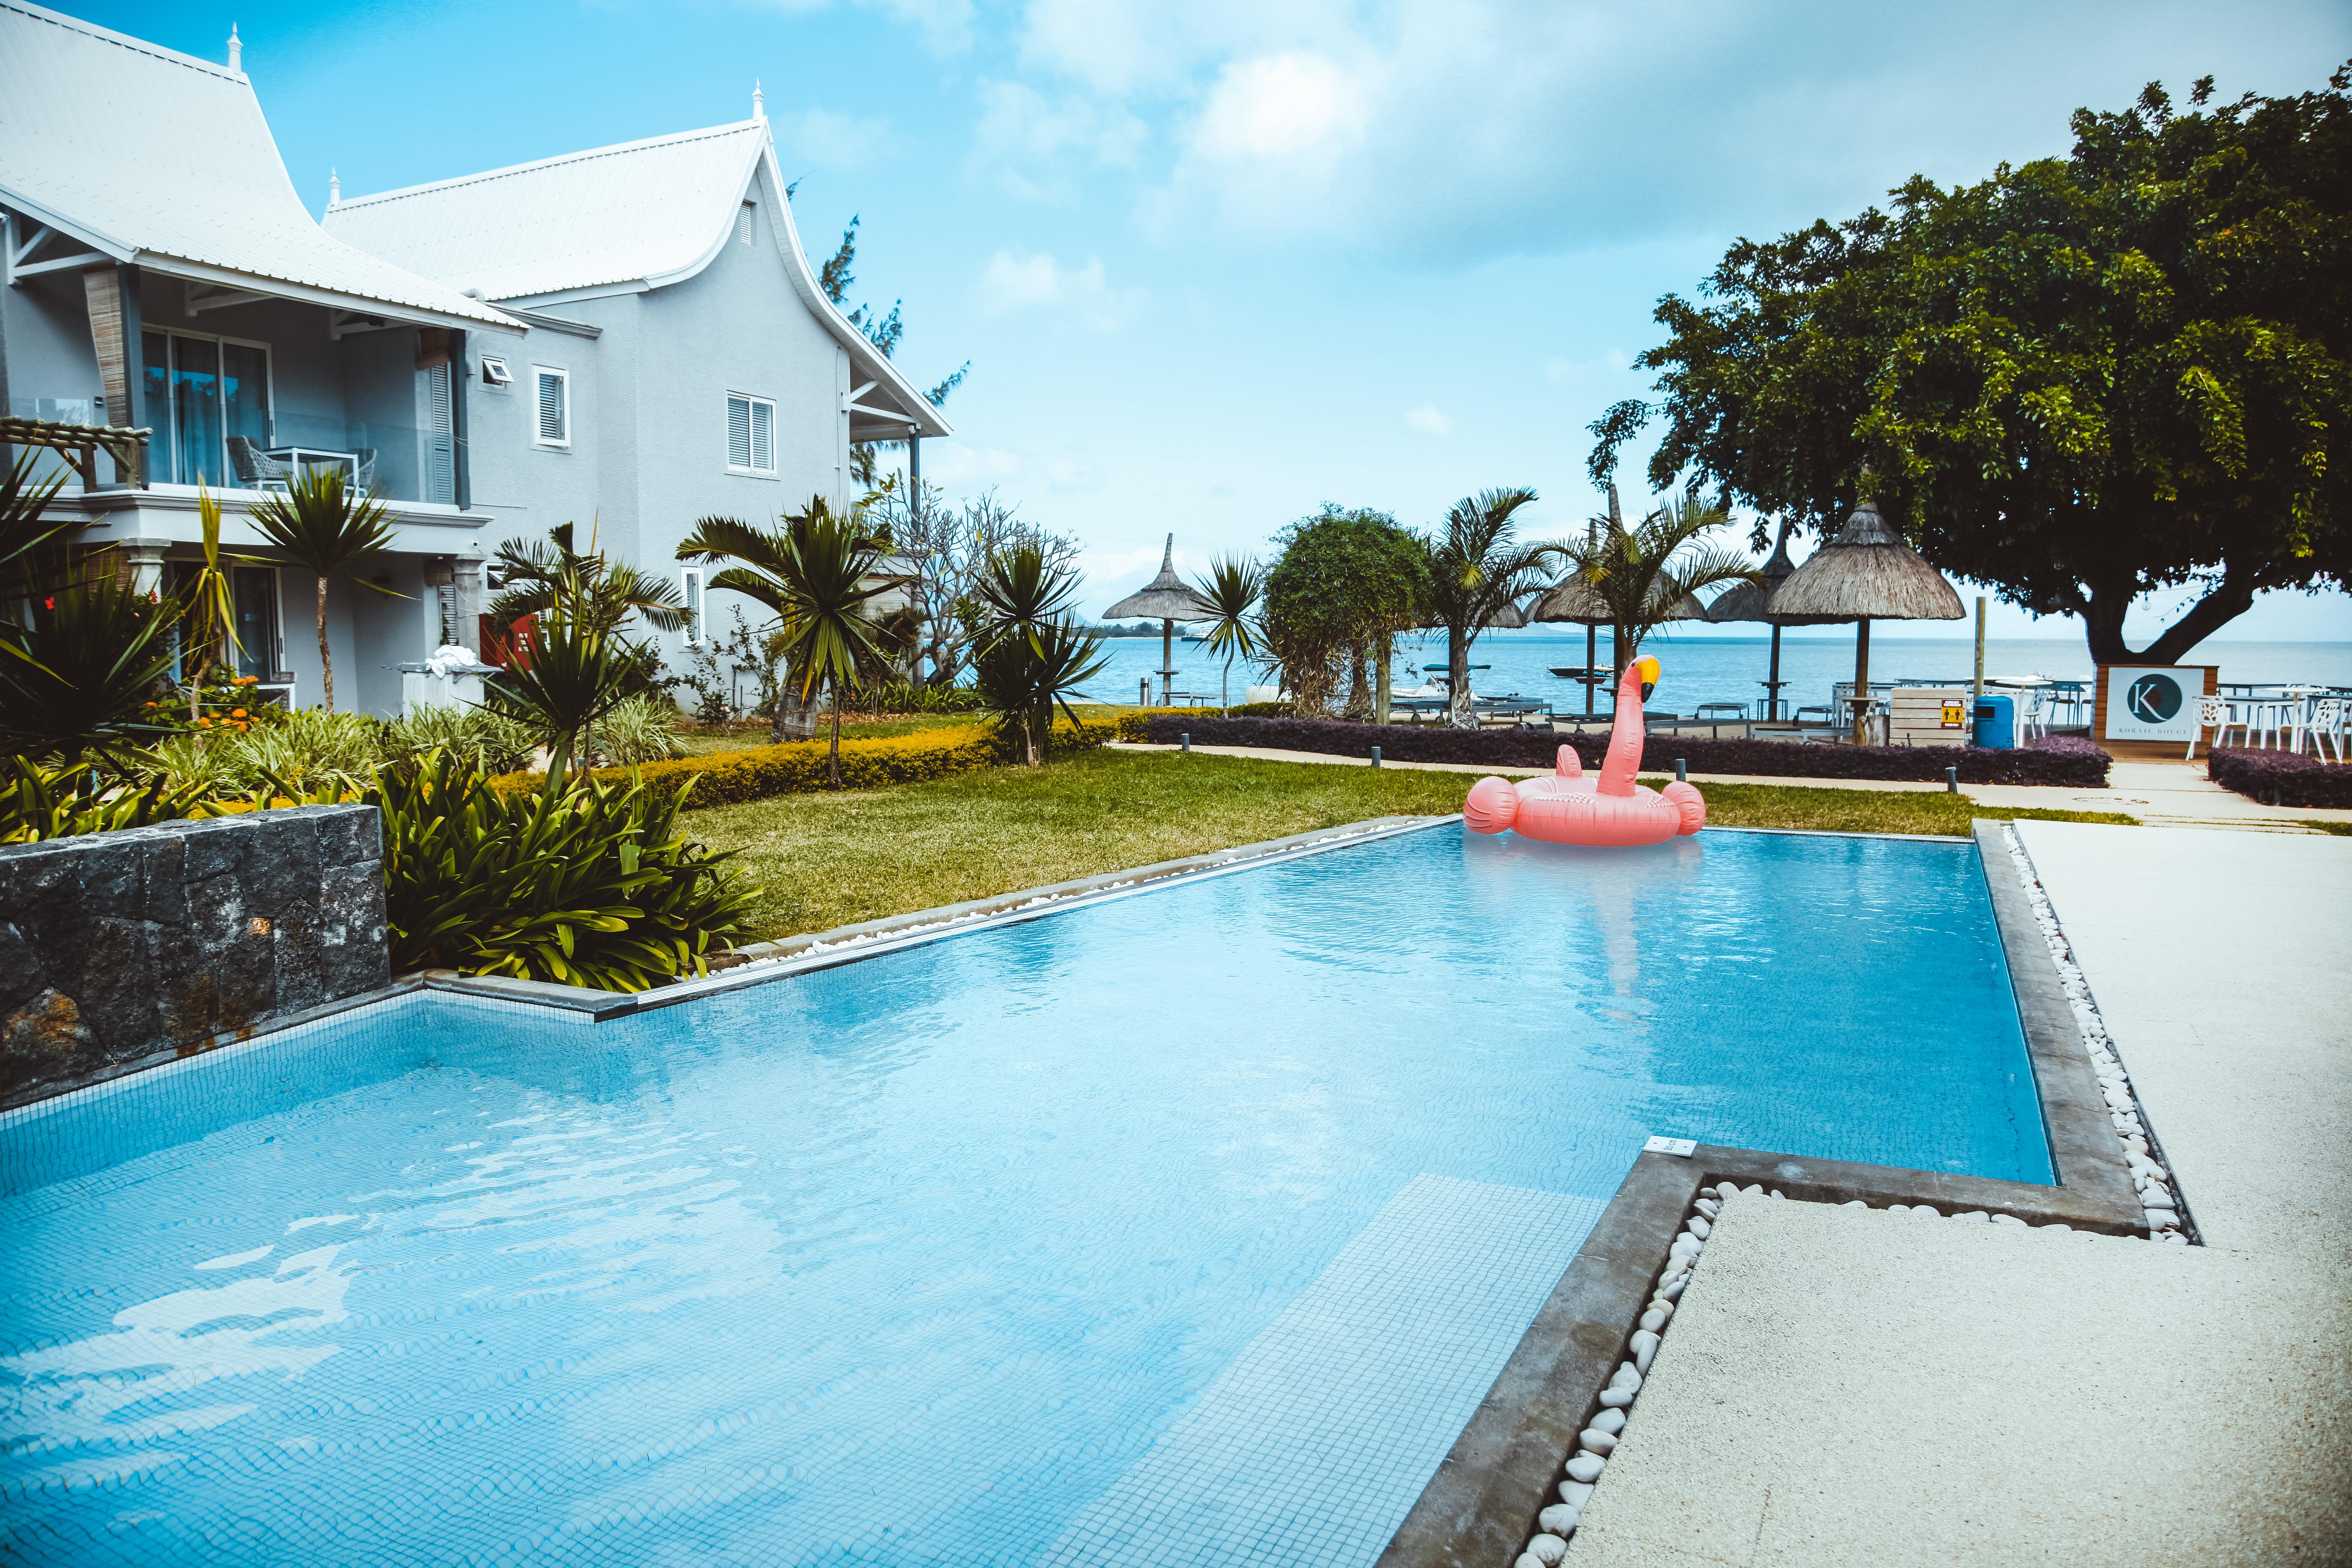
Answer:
[{"left": 226, "top": 436, "right": 290, "bottom": 491}]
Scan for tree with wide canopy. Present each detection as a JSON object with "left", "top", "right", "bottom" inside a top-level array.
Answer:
[
  {"left": 1590, "top": 68, "right": 2351, "bottom": 665},
  {"left": 1260, "top": 506, "right": 1429, "bottom": 720}
]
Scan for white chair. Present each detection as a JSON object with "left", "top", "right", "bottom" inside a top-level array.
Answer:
[
  {"left": 2248, "top": 697, "right": 2293, "bottom": 750},
  {"left": 2187, "top": 693, "right": 2232, "bottom": 759},
  {"left": 2297, "top": 697, "right": 2344, "bottom": 762},
  {"left": 2018, "top": 689, "right": 2049, "bottom": 742}
]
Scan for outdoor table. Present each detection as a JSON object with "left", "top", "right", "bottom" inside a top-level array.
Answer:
[{"left": 266, "top": 446, "right": 358, "bottom": 485}]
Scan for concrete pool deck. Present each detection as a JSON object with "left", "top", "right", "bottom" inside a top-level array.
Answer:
[
  {"left": 2014, "top": 821, "right": 2352, "bottom": 1255},
  {"left": 1568, "top": 1197, "right": 2352, "bottom": 1567}
]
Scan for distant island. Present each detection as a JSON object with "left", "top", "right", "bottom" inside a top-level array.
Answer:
[{"left": 1081, "top": 622, "right": 1199, "bottom": 638}]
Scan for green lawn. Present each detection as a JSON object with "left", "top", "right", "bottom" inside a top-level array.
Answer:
[{"left": 690, "top": 747, "right": 2139, "bottom": 942}]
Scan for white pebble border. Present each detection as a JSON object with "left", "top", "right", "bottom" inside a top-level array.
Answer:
[
  {"left": 1508, "top": 1169, "right": 2191, "bottom": 1567},
  {"left": 2001, "top": 824, "right": 2199, "bottom": 1246}
]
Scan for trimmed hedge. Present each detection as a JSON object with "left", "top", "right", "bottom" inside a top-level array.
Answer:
[
  {"left": 493, "top": 720, "right": 1117, "bottom": 808},
  {"left": 1121, "top": 714, "right": 2112, "bottom": 787},
  {"left": 2208, "top": 746, "right": 2352, "bottom": 809}
]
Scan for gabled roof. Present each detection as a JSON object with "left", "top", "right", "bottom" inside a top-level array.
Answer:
[
  {"left": 0, "top": 2, "right": 519, "bottom": 333},
  {"left": 323, "top": 114, "right": 950, "bottom": 439},
  {"left": 323, "top": 122, "right": 770, "bottom": 301}
]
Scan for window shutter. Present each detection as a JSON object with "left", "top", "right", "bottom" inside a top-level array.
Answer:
[
  {"left": 750, "top": 398, "right": 773, "bottom": 472},
  {"left": 727, "top": 395, "right": 752, "bottom": 468},
  {"left": 536, "top": 372, "right": 565, "bottom": 443}
]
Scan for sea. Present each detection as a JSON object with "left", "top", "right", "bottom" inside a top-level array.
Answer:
[{"left": 1077, "top": 632, "right": 2352, "bottom": 717}]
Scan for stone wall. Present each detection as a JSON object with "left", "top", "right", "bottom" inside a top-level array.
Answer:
[{"left": 0, "top": 805, "right": 389, "bottom": 1108}]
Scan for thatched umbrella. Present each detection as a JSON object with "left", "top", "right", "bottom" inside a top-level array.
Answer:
[
  {"left": 1705, "top": 517, "right": 1842, "bottom": 721},
  {"left": 1766, "top": 497, "right": 1964, "bottom": 742},
  {"left": 1531, "top": 516, "right": 1708, "bottom": 718},
  {"left": 1104, "top": 533, "right": 1212, "bottom": 706}
]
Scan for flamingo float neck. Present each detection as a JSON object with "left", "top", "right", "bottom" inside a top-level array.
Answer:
[{"left": 1599, "top": 660, "right": 1652, "bottom": 796}]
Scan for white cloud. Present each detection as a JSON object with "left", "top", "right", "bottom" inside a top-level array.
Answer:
[
  {"left": 1404, "top": 403, "right": 1452, "bottom": 436},
  {"left": 1047, "top": 457, "right": 1102, "bottom": 492},
  {"left": 745, "top": 0, "right": 975, "bottom": 55},
  {"left": 972, "top": 80, "right": 1148, "bottom": 201},
  {"left": 976, "top": 250, "right": 1143, "bottom": 331},
  {"left": 771, "top": 107, "right": 895, "bottom": 172},
  {"left": 923, "top": 442, "right": 1022, "bottom": 484},
  {"left": 1545, "top": 348, "right": 1631, "bottom": 384},
  {"left": 1009, "top": 0, "right": 2342, "bottom": 261}
]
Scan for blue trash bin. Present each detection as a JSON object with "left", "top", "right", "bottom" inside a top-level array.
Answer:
[{"left": 1973, "top": 694, "right": 2015, "bottom": 749}]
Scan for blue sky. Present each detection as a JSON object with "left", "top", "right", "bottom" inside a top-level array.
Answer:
[{"left": 75, "top": 0, "right": 2352, "bottom": 645}]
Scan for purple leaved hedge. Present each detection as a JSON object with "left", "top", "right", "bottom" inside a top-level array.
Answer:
[
  {"left": 1127, "top": 715, "right": 2111, "bottom": 787},
  {"left": 2207, "top": 747, "right": 2352, "bottom": 809}
]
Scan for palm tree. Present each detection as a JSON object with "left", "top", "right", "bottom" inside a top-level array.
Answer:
[
  {"left": 1191, "top": 554, "right": 1264, "bottom": 715},
  {"left": 1421, "top": 487, "right": 1559, "bottom": 728},
  {"left": 246, "top": 467, "right": 403, "bottom": 711},
  {"left": 1562, "top": 485, "right": 1758, "bottom": 689},
  {"left": 968, "top": 543, "right": 1107, "bottom": 764},
  {"left": 493, "top": 606, "right": 644, "bottom": 791},
  {"left": 489, "top": 519, "right": 687, "bottom": 637},
  {"left": 678, "top": 497, "right": 890, "bottom": 787}
]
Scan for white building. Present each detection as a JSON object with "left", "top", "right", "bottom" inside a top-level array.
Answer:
[{"left": 0, "top": 3, "right": 947, "bottom": 716}]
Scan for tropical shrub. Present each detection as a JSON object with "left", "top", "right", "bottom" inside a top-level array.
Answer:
[
  {"left": 491, "top": 720, "right": 1117, "bottom": 809},
  {"left": 0, "top": 756, "right": 235, "bottom": 844},
  {"left": 2207, "top": 746, "right": 2352, "bottom": 809},
  {"left": 1121, "top": 714, "right": 2111, "bottom": 786},
  {"left": 383, "top": 703, "right": 539, "bottom": 776},
  {"left": 589, "top": 695, "right": 688, "bottom": 767},
  {"left": 375, "top": 748, "right": 753, "bottom": 991},
  {"left": 872, "top": 681, "right": 985, "bottom": 713}
]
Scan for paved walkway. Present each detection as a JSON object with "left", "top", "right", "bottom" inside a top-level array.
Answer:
[
  {"left": 1106, "top": 743, "right": 2352, "bottom": 833},
  {"left": 2015, "top": 821, "right": 2352, "bottom": 1253},
  {"left": 1569, "top": 1198, "right": 2350, "bottom": 1566}
]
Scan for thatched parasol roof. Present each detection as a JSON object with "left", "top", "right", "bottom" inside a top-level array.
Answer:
[
  {"left": 1103, "top": 534, "right": 1212, "bottom": 621},
  {"left": 1765, "top": 501, "right": 1964, "bottom": 622},
  {"left": 1707, "top": 518, "right": 1844, "bottom": 626}
]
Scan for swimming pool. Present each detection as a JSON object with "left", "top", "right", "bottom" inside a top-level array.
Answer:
[{"left": 0, "top": 825, "right": 2046, "bottom": 1566}]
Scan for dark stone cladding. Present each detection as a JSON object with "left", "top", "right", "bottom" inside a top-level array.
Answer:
[{"left": 0, "top": 805, "right": 388, "bottom": 1109}]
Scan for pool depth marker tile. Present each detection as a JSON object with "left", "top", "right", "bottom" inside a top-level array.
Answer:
[{"left": 1037, "top": 1173, "right": 1605, "bottom": 1568}]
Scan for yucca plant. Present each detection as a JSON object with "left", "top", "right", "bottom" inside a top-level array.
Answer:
[
  {"left": 0, "top": 556, "right": 186, "bottom": 763},
  {"left": 181, "top": 484, "right": 259, "bottom": 723},
  {"left": 489, "top": 519, "right": 689, "bottom": 636},
  {"left": 1191, "top": 553, "right": 1264, "bottom": 715},
  {"left": 677, "top": 498, "right": 891, "bottom": 786},
  {"left": 490, "top": 608, "right": 644, "bottom": 786},
  {"left": 246, "top": 467, "right": 403, "bottom": 712},
  {"left": 968, "top": 544, "right": 1108, "bottom": 763},
  {"left": 373, "top": 748, "right": 754, "bottom": 991}
]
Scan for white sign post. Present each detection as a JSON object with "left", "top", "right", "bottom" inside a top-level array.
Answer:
[{"left": 2102, "top": 666, "right": 2200, "bottom": 742}]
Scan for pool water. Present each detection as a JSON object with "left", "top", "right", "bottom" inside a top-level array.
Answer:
[{"left": 0, "top": 825, "right": 2046, "bottom": 1566}]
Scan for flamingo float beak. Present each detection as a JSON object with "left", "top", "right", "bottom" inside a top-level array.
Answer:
[{"left": 1635, "top": 655, "right": 1660, "bottom": 701}]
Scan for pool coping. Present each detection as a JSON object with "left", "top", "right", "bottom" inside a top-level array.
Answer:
[{"left": 1372, "top": 817, "right": 2148, "bottom": 1568}]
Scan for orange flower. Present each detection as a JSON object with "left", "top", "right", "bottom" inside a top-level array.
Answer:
[{"left": 231, "top": 708, "right": 248, "bottom": 719}]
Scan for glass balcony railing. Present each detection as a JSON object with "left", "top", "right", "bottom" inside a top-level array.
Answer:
[{"left": 8, "top": 398, "right": 461, "bottom": 508}]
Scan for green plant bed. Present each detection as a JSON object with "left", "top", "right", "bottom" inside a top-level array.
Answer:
[{"left": 690, "top": 750, "right": 2141, "bottom": 941}]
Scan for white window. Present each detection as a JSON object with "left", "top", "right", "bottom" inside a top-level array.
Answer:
[
  {"left": 679, "top": 565, "right": 708, "bottom": 647},
  {"left": 726, "top": 392, "right": 775, "bottom": 475},
  {"left": 534, "top": 367, "right": 569, "bottom": 447},
  {"left": 480, "top": 356, "right": 512, "bottom": 389},
  {"left": 738, "top": 202, "right": 755, "bottom": 246}
]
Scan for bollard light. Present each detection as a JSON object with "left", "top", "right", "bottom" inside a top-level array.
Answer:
[
  {"left": 1181, "top": 733, "right": 1190, "bottom": 753},
  {"left": 1371, "top": 746, "right": 1382, "bottom": 768},
  {"left": 1674, "top": 758, "right": 1687, "bottom": 782},
  {"left": 1945, "top": 766, "right": 1958, "bottom": 794}
]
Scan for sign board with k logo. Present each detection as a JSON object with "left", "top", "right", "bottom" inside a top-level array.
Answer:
[{"left": 2101, "top": 666, "right": 2201, "bottom": 742}]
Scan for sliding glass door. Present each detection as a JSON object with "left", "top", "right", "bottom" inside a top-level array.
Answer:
[{"left": 141, "top": 330, "right": 271, "bottom": 486}]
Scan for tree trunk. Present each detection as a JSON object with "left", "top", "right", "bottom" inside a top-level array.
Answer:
[
  {"left": 2081, "top": 574, "right": 2259, "bottom": 667},
  {"left": 315, "top": 574, "right": 333, "bottom": 712},
  {"left": 1447, "top": 624, "right": 1476, "bottom": 728},
  {"left": 827, "top": 679, "right": 843, "bottom": 788},
  {"left": 1341, "top": 642, "right": 1373, "bottom": 722}
]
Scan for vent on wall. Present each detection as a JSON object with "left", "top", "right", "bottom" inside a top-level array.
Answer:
[{"left": 738, "top": 202, "right": 755, "bottom": 245}]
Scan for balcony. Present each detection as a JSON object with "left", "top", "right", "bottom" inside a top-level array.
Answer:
[{"left": 8, "top": 397, "right": 459, "bottom": 507}]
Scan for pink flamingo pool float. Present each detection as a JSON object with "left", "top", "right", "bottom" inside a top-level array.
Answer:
[{"left": 1464, "top": 656, "right": 1706, "bottom": 847}]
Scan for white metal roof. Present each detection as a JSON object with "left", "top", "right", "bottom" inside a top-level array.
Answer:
[
  {"left": 0, "top": 2, "right": 520, "bottom": 333},
  {"left": 324, "top": 122, "right": 771, "bottom": 301},
  {"left": 325, "top": 116, "right": 950, "bottom": 439}
]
